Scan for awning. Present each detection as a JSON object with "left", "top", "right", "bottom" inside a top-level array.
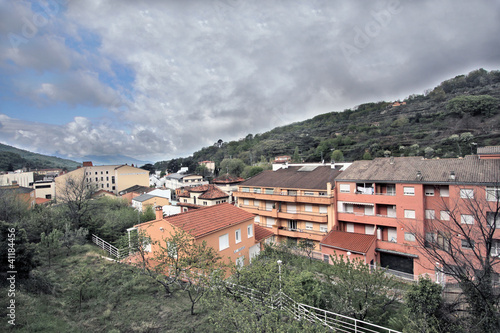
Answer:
[
  {"left": 376, "top": 248, "right": 418, "bottom": 258},
  {"left": 341, "top": 201, "right": 374, "bottom": 206}
]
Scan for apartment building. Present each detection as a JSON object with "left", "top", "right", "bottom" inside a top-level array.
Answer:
[
  {"left": 331, "top": 151, "right": 500, "bottom": 278},
  {"left": 55, "top": 162, "right": 149, "bottom": 199},
  {"left": 234, "top": 163, "right": 343, "bottom": 250},
  {"left": 164, "top": 173, "right": 208, "bottom": 190},
  {"left": 0, "top": 171, "right": 34, "bottom": 188},
  {"left": 133, "top": 203, "right": 260, "bottom": 267},
  {"left": 176, "top": 184, "right": 229, "bottom": 211}
]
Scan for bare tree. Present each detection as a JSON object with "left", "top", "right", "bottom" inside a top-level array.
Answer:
[
  {"left": 407, "top": 184, "right": 500, "bottom": 332},
  {"left": 57, "top": 172, "right": 96, "bottom": 229}
]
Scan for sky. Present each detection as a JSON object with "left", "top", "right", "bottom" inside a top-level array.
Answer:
[{"left": 1, "top": 0, "right": 499, "bottom": 163}]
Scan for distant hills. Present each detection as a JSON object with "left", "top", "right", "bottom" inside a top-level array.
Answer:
[
  {"left": 156, "top": 68, "right": 500, "bottom": 173},
  {"left": 0, "top": 143, "right": 81, "bottom": 171}
]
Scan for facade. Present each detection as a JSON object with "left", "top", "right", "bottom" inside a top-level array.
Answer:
[
  {"left": 332, "top": 153, "right": 500, "bottom": 279},
  {"left": 133, "top": 203, "right": 259, "bottom": 267},
  {"left": 198, "top": 160, "right": 216, "bottom": 174},
  {"left": 118, "top": 185, "right": 153, "bottom": 204},
  {"left": 132, "top": 193, "right": 171, "bottom": 212},
  {"left": 164, "top": 173, "right": 208, "bottom": 190},
  {"left": 0, "top": 171, "right": 34, "bottom": 188},
  {"left": 0, "top": 184, "right": 36, "bottom": 208},
  {"left": 478, "top": 145, "right": 500, "bottom": 159},
  {"left": 176, "top": 184, "right": 229, "bottom": 212},
  {"left": 234, "top": 163, "right": 343, "bottom": 251},
  {"left": 55, "top": 162, "right": 149, "bottom": 199},
  {"left": 33, "top": 180, "right": 55, "bottom": 199}
]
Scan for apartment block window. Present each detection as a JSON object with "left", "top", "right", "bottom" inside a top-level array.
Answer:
[
  {"left": 486, "top": 186, "right": 500, "bottom": 201},
  {"left": 461, "top": 214, "right": 474, "bottom": 225},
  {"left": 487, "top": 212, "right": 500, "bottom": 228},
  {"left": 304, "top": 192, "right": 314, "bottom": 196},
  {"left": 265, "top": 202, "right": 274, "bottom": 211},
  {"left": 404, "top": 232, "right": 416, "bottom": 242},
  {"left": 106, "top": 171, "right": 108, "bottom": 174},
  {"left": 101, "top": 177, "right": 103, "bottom": 181},
  {"left": 440, "top": 210, "right": 450, "bottom": 221},
  {"left": 101, "top": 171, "right": 103, "bottom": 174},
  {"left": 305, "top": 204, "right": 313, "bottom": 212},
  {"left": 106, "top": 176, "right": 109, "bottom": 181},
  {"left": 491, "top": 240, "right": 500, "bottom": 256},
  {"left": 266, "top": 217, "right": 275, "bottom": 228},
  {"left": 365, "top": 225, "right": 375, "bottom": 235},
  {"left": 403, "top": 186, "right": 415, "bottom": 196},
  {"left": 235, "top": 229, "right": 241, "bottom": 243},
  {"left": 288, "top": 220, "right": 297, "bottom": 230},
  {"left": 424, "top": 186, "right": 434, "bottom": 196},
  {"left": 404, "top": 209, "right": 416, "bottom": 219},
  {"left": 253, "top": 188, "right": 261, "bottom": 194},
  {"left": 346, "top": 223, "right": 354, "bottom": 233},
  {"left": 107, "top": 183, "right": 109, "bottom": 188},
  {"left": 254, "top": 199, "right": 260, "bottom": 207},
  {"left": 364, "top": 205, "right": 374, "bottom": 216},
  {"left": 461, "top": 239, "right": 474, "bottom": 250},
  {"left": 111, "top": 176, "right": 115, "bottom": 184},
  {"left": 265, "top": 188, "right": 274, "bottom": 194},
  {"left": 219, "top": 233, "right": 229, "bottom": 251},
  {"left": 254, "top": 216, "right": 260, "bottom": 223},
  {"left": 320, "top": 224, "right": 328, "bottom": 232},
  {"left": 287, "top": 190, "right": 297, "bottom": 196},
  {"left": 339, "top": 184, "right": 350, "bottom": 193},
  {"left": 305, "top": 222, "right": 313, "bottom": 230},
  {"left": 95, "top": 172, "right": 97, "bottom": 175},
  {"left": 388, "top": 228, "right": 397, "bottom": 242},
  {"left": 243, "top": 199, "right": 250, "bottom": 206},
  {"left": 425, "top": 209, "right": 435, "bottom": 219},
  {"left": 440, "top": 186, "right": 449, "bottom": 197},
  {"left": 101, "top": 184, "right": 104, "bottom": 188},
  {"left": 287, "top": 204, "right": 297, "bottom": 213},
  {"left": 247, "top": 224, "right": 253, "bottom": 238},
  {"left": 242, "top": 187, "right": 250, "bottom": 193},
  {"left": 460, "top": 188, "right": 474, "bottom": 199},
  {"left": 95, "top": 177, "right": 98, "bottom": 182},
  {"left": 319, "top": 205, "right": 327, "bottom": 214},
  {"left": 319, "top": 192, "right": 327, "bottom": 196}
]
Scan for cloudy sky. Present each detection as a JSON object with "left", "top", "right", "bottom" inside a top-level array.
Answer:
[{"left": 1, "top": 0, "right": 499, "bottom": 163}]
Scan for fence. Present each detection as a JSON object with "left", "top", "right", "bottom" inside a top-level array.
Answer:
[{"left": 91, "top": 234, "right": 127, "bottom": 259}]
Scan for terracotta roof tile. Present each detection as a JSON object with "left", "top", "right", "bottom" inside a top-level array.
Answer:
[
  {"left": 254, "top": 225, "right": 274, "bottom": 242},
  {"left": 320, "top": 231, "right": 376, "bottom": 254},
  {"left": 164, "top": 203, "right": 255, "bottom": 238},
  {"left": 478, "top": 146, "right": 500, "bottom": 154},
  {"left": 213, "top": 174, "right": 245, "bottom": 184}
]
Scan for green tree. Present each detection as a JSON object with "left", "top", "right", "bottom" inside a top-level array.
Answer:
[
  {"left": 362, "top": 151, "right": 373, "bottom": 160},
  {"left": 0, "top": 221, "right": 38, "bottom": 280},
  {"left": 58, "top": 173, "right": 96, "bottom": 229},
  {"left": 60, "top": 223, "right": 88, "bottom": 256},
  {"left": 292, "top": 146, "right": 301, "bottom": 163},
  {"left": 220, "top": 158, "right": 246, "bottom": 177},
  {"left": 40, "top": 229, "right": 63, "bottom": 268},
  {"left": 140, "top": 205, "right": 156, "bottom": 223},
  {"left": 331, "top": 149, "right": 344, "bottom": 162},
  {"left": 298, "top": 239, "right": 315, "bottom": 263},
  {"left": 446, "top": 95, "right": 498, "bottom": 117},
  {"left": 404, "top": 277, "right": 444, "bottom": 332}
]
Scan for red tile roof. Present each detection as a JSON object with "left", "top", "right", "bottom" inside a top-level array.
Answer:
[
  {"left": 320, "top": 231, "right": 376, "bottom": 254},
  {"left": 164, "top": 203, "right": 255, "bottom": 238},
  {"left": 254, "top": 225, "right": 274, "bottom": 242},
  {"left": 35, "top": 198, "right": 51, "bottom": 205},
  {"left": 213, "top": 173, "right": 245, "bottom": 184},
  {"left": 181, "top": 184, "right": 229, "bottom": 199}
]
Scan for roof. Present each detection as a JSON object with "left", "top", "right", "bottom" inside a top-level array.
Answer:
[
  {"left": 336, "top": 155, "right": 500, "bottom": 185},
  {"left": 0, "top": 185, "right": 34, "bottom": 195},
  {"left": 254, "top": 225, "right": 274, "bottom": 242},
  {"left": 35, "top": 198, "right": 51, "bottom": 205},
  {"left": 132, "top": 193, "right": 156, "bottom": 202},
  {"left": 478, "top": 146, "right": 500, "bottom": 155},
  {"left": 320, "top": 231, "right": 376, "bottom": 254},
  {"left": 119, "top": 185, "right": 153, "bottom": 195},
  {"left": 212, "top": 174, "right": 245, "bottom": 184},
  {"left": 148, "top": 203, "right": 255, "bottom": 238},
  {"left": 240, "top": 165, "right": 342, "bottom": 190},
  {"left": 180, "top": 184, "right": 229, "bottom": 199}
]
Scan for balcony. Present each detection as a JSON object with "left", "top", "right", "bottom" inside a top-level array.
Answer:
[
  {"left": 276, "top": 226, "right": 327, "bottom": 242},
  {"left": 234, "top": 191, "right": 334, "bottom": 205},
  {"left": 338, "top": 191, "right": 397, "bottom": 205},
  {"left": 278, "top": 209, "right": 328, "bottom": 223},
  {"left": 337, "top": 211, "right": 398, "bottom": 227}
]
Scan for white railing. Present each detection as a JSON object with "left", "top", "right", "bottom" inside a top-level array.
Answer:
[
  {"left": 370, "top": 265, "right": 415, "bottom": 281},
  {"left": 225, "top": 283, "right": 401, "bottom": 333},
  {"left": 91, "top": 234, "right": 127, "bottom": 259}
]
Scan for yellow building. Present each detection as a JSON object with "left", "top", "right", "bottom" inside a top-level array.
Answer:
[{"left": 55, "top": 162, "right": 149, "bottom": 200}]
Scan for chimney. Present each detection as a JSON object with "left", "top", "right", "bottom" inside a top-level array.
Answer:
[
  {"left": 390, "top": 156, "right": 394, "bottom": 165},
  {"left": 155, "top": 206, "right": 163, "bottom": 220},
  {"left": 416, "top": 171, "right": 422, "bottom": 180},
  {"left": 449, "top": 171, "right": 456, "bottom": 181}
]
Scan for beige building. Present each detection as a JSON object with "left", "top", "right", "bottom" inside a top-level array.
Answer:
[
  {"left": 55, "top": 162, "right": 149, "bottom": 200},
  {"left": 0, "top": 171, "right": 34, "bottom": 188},
  {"left": 33, "top": 180, "right": 56, "bottom": 199},
  {"left": 131, "top": 193, "right": 170, "bottom": 212}
]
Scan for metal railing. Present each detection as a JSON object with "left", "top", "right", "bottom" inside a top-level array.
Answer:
[{"left": 91, "top": 234, "right": 127, "bottom": 259}]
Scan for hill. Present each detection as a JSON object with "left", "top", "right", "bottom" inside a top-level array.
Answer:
[
  {"left": 0, "top": 143, "right": 81, "bottom": 171},
  {"left": 155, "top": 68, "right": 500, "bottom": 173}
]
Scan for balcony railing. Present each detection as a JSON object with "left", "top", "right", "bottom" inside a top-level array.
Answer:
[
  {"left": 237, "top": 190, "right": 332, "bottom": 199},
  {"left": 338, "top": 211, "right": 397, "bottom": 218},
  {"left": 279, "top": 226, "right": 328, "bottom": 236}
]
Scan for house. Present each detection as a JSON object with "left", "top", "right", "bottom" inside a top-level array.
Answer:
[
  {"left": 33, "top": 179, "right": 55, "bottom": 199},
  {"left": 118, "top": 185, "right": 153, "bottom": 204},
  {"left": 234, "top": 163, "right": 344, "bottom": 254},
  {"left": 198, "top": 160, "right": 216, "bottom": 174},
  {"left": 331, "top": 152, "right": 500, "bottom": 279},
  {"left": 133, "top": 203, "right": 260, "bottom": 267},
  {"left": 55, "top": 162, "right": 149, "bottom": 199},
  {"left": 163, "top": 173, "right": 208, "bottom": 190},
  {"left": 132, "top": 193, "right": 171, "bottom": 212},
  {"left": 274, "top": 155, "right": 291, "bottom": 163},
  {"left": 176, "top": 184, "right": 229, "bottom": 212},
  {"left": 0, "top": 184, "right": 36, "bottom": 208},
  {"left": 478, "top": 145, "right": 500, "bottom": 160},
  {"left": 212, "top": 173, "right": 245, "bottom": 202}
]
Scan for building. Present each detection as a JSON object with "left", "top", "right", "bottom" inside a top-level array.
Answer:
[
  {"left": 132, "top": 193, "right": 171, "bottom": 212},
  {"left": 234, "top": 163, "right": 343, "bottom": 252},
  {"left": 33, "top": 180, "right": 56, "bottom": 199},
  {"left": 198, "top": 160, "right": 216, "bottom": 174},
  {"left": 164, "top": 173, "right": 208, "bottom": 190},
  {"left": 0, "top": 171, "right": 34, "bottom": 188},
  {"left": 55, "top": 162, "right": 149, "bottom": 199},
  {"left": 0, "top": 184, "right": 36, "bottom": 208},
  {"left": 274, "top": 155, "right": 292, "bottom": 163},
  {"left": 118, "top": 185, "right": 153, "bottom": 204},
  {"left": 478, "top": 145, "right": 500, "bottom": 159},
  {"left": 176, "top": 184, "right": 229, "bottom": 212},
  {"left": 331, "top": 153, "right": 500, "bottom": 279},
  {"left": 132, "top": 203, "right": 260, "bottom": 267},
  {"left": 212, "top": 173, "right": 245, "bottom": 202}
]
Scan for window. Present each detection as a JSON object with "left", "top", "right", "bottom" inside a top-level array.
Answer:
[
  {"left": 254, "top": 200, "right": 260, "bottom": 207},
  {"left": 387, "top": 185, "right": 396, "bottom": 195},
  {"left": 242, "top": 187, "right": 249, "bottom": 193},
  {"left": 304, "top": 191, "right": 314, "bottom": 196},
  {"left": 487, "top": 212, "right": 500, "bottom": 228},
  {"left": 95, "top": 177, "right": 98, "bottom": 181},
  {"left": 440, "top": 210, "right": 450, "bottom": 221},
  {"left": 440, "top": 186, "right": 449, "bottom": 197},
  {"left": 404, "top": 232, "right": 416, "bottom": 242},
  {"left": 486, "top": 186, "right": 500, "bottom": 201},
  {"left": 112, "top": 186, "right": 115, "bottom": 190},
  {"left": 101, "top": 171, "right": 103, "bottom": 174},
  {"left": 460, "top": 188, "right": 474, "bottom": 199},
  {"left": 288, "top": 220, "right": 297, "bottom": 230},
  {"left": 235, "top": 229, "right": 241, "bottom": 243},
  {"left": 266, "top": 217, "right": 275, "bottom": 228},
  {"left": 365, "top": 225, "right": 374, "bottom": 235},
  {"left": 305, "top": 222, "right": 313, "bottom": 230},
  {"left": 403, "top": 186, "right": 415, "bottom": 196},
  {"left": 320, "top": 224, "right": 328, "bottom": 232},
  {"left": 203, "top": 201, "right": 207, "bottom": 206},
  {"left": 425, "top": 209, "right": 435, "bottom": 219},
  {"left": 388, "top": 228, "right": 397, "bottom": 242},
  {"left": 346, "top": 223, "right": 354, "bottom": 233},
  {"left": 167, "top": 242, "right": 178, "bottom": 259},
  {"left": 364, "top": 205, "right": 374, "bottom": 216},
  {"left": 247, "top": 224, "right": 253, "bottom": 238},
  {"left": 339, "top": 184, "right": 350, "bottom": 193},
  {"left": 426, "top": 232, "right": 450, "bottom": 251},
  {"left": 265, "top": 188, "right": 274, "bottom": 194},
  {"left": 404, "top": 209, "right": 416, "bottom": 219},
  {"left": 143, "top": 242, "right": 152, "bottom": 253},
  {"left": 424, "top": 186, "right": 434, "bottom": 196},
  {"left": 304, "top": 204, "right": 313, "bottom": 212},
  {"left": 254, "top": 216, "right": 260, "bottom": 223},
  {"left": 318, "top": 192, "right": 327, "bottom": 196},
  {"left": 106, "top": 171, "right": 108, "bottom": 174},
  {"left": 287, "top": 204, "right": 296, "bottom": 213},
  {"left": 112, "top": 176, "right": 115, "bottom": 184},
  {"left": 243, "top": 199, "right": 250, "bottom": 205},
  {"left": 287, "top": 190, "right": 297, "bottom": 196},
  {"left": 219, "top": 234, "right": 229, "bottom": 251},
  {"left": 101, "top": 177, "right": 103, "bottom": 181},
  {"left": 106, "top": 176, "right": 109, "bottom": 181},
  {"left": 265, "top": 201, "right": 274, "bottom": 211},
  {"left": 461, "top": 214, "right": 474, "bottom": 225},
  {"left": 319, "top": 205, "right": 327, "bottom": 214},
  {"left": 253, "top": 188, "right": 261, "bottom": 194},
  {"left": 491, "top": 240, "right": 500, "bottom": 256},
  {"left": 461, "top": 239, "right": 474, "bottom": 250},
  {"left": 236, "top": 256, "right": 244, "bottom": 268}
]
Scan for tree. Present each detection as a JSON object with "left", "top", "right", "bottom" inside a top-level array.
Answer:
[
  {"left": 40, "top": 229, "right": 63, "bottom": 268},
  {"left": 0, "top": 187, "right": 29, "bottom": 224},
  {"left": 298, "top": 239, "right": 315, "bottom": 263},
  {"left": 362, "top": 151, "right": 373, "bottom": 160},
  {"left": 0, "top": 221, "right": 38, "bottom": 280},
  {"left": 220, "top": 158, "right": 246, "bottom": 177},
  {"left": 292, "top": 146, "right": 301, "bottom": 163},
  {"left": 331, "top": 149, "right": 344, "bottom": 162},
  {"left": 60, "top": 223, "right": 88, "bottom": 256},
  {"left": 140, "top": 163, "right": 156, "bottom": 175},
  {"left": 407, "top": 184, "right": 500, "bottom": 332},
  {"left": 58, "top": 172, "right": 95, "bottom": 229}
]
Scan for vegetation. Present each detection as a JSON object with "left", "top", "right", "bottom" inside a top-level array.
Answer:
[
  {"left": 154, "top": 68, "right": 500, "bottom": 177},
  {"left": 0, "top": 143, "right": 80, "bottom": 171}
]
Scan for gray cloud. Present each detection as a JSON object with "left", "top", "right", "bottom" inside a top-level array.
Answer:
[{"left": 1, "top": 0, "right": 499, "bottom": 161}]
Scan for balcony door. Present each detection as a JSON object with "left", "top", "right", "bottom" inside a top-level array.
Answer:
[{"left": 287, "top": 219, "right": 297, "bottom": 231}]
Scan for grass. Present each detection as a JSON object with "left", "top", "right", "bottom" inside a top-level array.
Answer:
[{"left": 1, "top": 245, "right": 215, "bottom": 332}]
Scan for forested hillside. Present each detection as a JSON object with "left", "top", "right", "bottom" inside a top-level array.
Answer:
[
  {"left": 155, "top": 68, "right": 500, "bottom": 174},
  {"left": 0, "top": 143, "right": 80, "bottom": 171}
]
